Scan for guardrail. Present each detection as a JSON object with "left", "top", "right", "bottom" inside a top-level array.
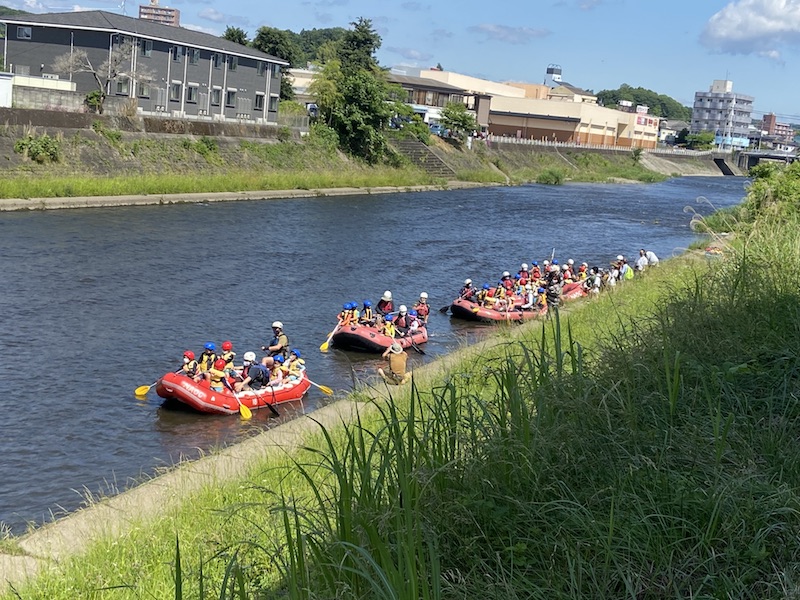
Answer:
[{"left": 483, "top": 135, "right": 714, "bottom": 157}]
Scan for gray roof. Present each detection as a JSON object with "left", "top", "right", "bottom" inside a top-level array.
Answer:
[
  {"left": 552, "top": 81, "right": 595, "bottom": 97},
  {"left": 0, "top": 10, "right": 287, "bottom": 65},
  {"left": 386, "top": 73, "right": 468, "bottom": 94}
]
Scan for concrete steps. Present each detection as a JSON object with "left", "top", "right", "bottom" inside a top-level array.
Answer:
[{"left": 390, "top": 139, "right": 456, "bottom": 178}]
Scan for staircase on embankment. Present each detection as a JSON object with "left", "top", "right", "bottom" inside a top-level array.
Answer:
[{"left": 390, "top": 139, "right": 456, "bottom": 178}]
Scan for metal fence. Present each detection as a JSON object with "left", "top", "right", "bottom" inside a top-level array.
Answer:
[{"left": 484, "top": 135, "right": 714, "bottom": 157}]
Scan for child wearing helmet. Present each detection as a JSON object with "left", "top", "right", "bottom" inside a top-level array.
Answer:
[
  {"left": 198, "top": 342, "right": 217, "bottom": 373},
  {"left": 205, "top": 358, "right": 229, "bottom": 392},
  {"left": 359, "top": 300, "right": 375, "bottom": 325},
  {"left": 338, "top": 302, "right": 354, "bottom": 327},
  {"left": 268, "top": 355, "right": 285, "bottom": 386},
  {"left": 235, "top": 351, "right": 268, "bottom": 391},
  {"left": 376, "top": 291, "right": 393, "bottom": 317},
  {"left": 181, "top": 350, "right": 199, "bottom": 379},
  {"left": 412, "top": 292, "right": 429, "bottom": 324},
  {"left": 381, "top": 314, "right": 397, "bottom": 338},
  {"left": 220, "top": 340, "right": 236, "bottom": 373},
  {"left": 285, "top": 349, "right": 306, "bottom": 379}
]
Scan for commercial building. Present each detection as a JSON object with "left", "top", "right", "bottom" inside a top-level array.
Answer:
[
  {"left": 0, "top": 11, "right": 286, "bottom": 123},
  {"left": 762, "top": 113, "right": 795, "bottom": 140},
  {"left": 139, "top": 0, "right": 180, "bottom": 27},
  {"left": 691, "top": 79, "right": 753, "bottom": 150}
]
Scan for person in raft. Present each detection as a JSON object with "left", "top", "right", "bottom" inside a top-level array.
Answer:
[
  {"left": 219, "top": 340, "right": 236, "bottom": 374},
  {"left": 205, "top": 358, "right": 229, "bottom": 392},
  {"left": 197, "top": 342, "right": 217, "bottom": 373},
  {"left": 412, "top": 292, "right": 430, "bottom": 324},
  {"left": 181, "top": 350, "right": 199, "bottom": 378},
  {"left": 376, "top": 291, "right": 393, "bottom": 316},
  {"left": 378, "top": 342, "right": 411, "bottom": 385},
  {"left": 235, "top": 351, "right": 269, "bottom": 391},
  {"left": 262, "top": 321, "right": 290, "bottom": 359}
]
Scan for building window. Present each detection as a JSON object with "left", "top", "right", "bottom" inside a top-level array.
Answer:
[
  {"left": 255, "top": 93, "right": 265, "bottom": 110},
  {"left": 141, "top": 39, "right": 153, "bottom": 57},
  {"left": 225, "top": 90, "right": 236, "bottom": 107},
  {"left": 257, "top": 62, "right": 266, "bottom": 77},
  {"left": 137, "top": 82, "right": 150, "bottom": 98},
  {"left": 271, "top": 63, "right": 280, "bottom": 77},
  {"left": 17, "top": 26, "right": 31, "bottom": 39},
  {"left": 229, "top": 56, "right": 238, "bottom": 71},
  {"left": 189, "top": 48, "right": 200, "bottom": 65},
  {"left": 211, "top": 88, "right": 221, "bottom": 106},
  {"left": 186, "top": 86, "right": 198, "bottom": 103},
  {"left": 269, "top": 95, "right": 278, "bottom": 111},
  {"left": 212, "top": 53, "right": 222, "bottom": 69},
  {"left": 171, "top": 46, "right": 182, "bottom": 62},
  {"left": 116, "top": 77, "right": 130, "bottom": 95},
  {"left": 170, "top": 82, "right": 182, "bottom": 101}
]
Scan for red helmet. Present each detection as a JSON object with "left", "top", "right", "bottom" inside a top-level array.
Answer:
[
  {"left": 221, "top": 340, "right": 233, "bottom": 351},
  {"left": 213, "top": 358, "right": 227, "bottom": 370},
  {"left": 183, "top": 350, "right": 195, "bottom": 360}
]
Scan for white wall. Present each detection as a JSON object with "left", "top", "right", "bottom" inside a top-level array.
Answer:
[{"left": 0, "top": 73, "right": 12, "bottom": 108}]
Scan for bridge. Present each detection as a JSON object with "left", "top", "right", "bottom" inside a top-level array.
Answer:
[{"left": 735, "top": 150, "right": 797, "bottom": 171}]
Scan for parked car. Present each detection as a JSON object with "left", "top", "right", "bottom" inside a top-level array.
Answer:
[{"left": 429, "top": 124, "right": 445, "bottom": 136}]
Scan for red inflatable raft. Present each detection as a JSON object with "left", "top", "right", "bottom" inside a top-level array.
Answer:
[
  {"left": 562, "top": 282, "right": 588, "bottom": 300},
  {"left": 449, "top": 297, "right": 547, "bottom": 323},
  {"left": 331, "top": 324, "right": 428, "bottom": 353},
  {"left": 156, "top": 371, "right": 310, "bottom": 415}
]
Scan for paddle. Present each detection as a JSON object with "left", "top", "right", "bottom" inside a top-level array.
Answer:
[
  {"left": 319, "top": 323, "right": 341, "bottom": 353},
  {"left": 408, "top": 338, "right": 426, "bottom": 355},
  {"left": 134, "top": 380, "right": 158, "bottom": 397},
  {"left": 307, "top": 378, "right": 334, "bottom": 395},
  {"left": 223, "top": 379, "right": 252, "bottom": 420},
  {"left": 438, "top": 304, "right": 450, "bottom": 314}
]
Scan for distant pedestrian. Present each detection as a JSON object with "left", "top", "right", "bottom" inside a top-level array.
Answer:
[{"left": 645, "top": 249, "right": 660, "bottom": 267}]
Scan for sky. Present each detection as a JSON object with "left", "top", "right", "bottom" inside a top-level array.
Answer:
[{"left": 5, "top": 0, "right": 800, "bottom": 122}]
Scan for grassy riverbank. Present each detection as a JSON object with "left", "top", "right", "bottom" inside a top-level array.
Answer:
[
  {"left": 4, "top": 165, "right": 800, "bottom": 598},
  {"left": 0, "top": 126, "right": 689, "bottom": 201}
]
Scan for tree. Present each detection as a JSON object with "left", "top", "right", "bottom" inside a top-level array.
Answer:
[
  {"left": 675, "top": 128, "right": 689, "bottom": 146},
  {"left": 596, "top": 84, "right": 692, "bottom": 121},
  {"left": 686, "top": 131, "right": 715, "bottom": 150},
  {"left": 439, "top": 101, "right": 477, "bottom": 140},
  {"left": 338, "top": 18, "right": 381, "bottom": 74},
  {"left": 222, "top": 26, "right": 249, "bottom": 46},
  {"left": 252, "top": 26, "right": 301, "bottom": 100},
  {"left": 296, "top": 27, "right": 347, "bottom": 66},
  {"left": 51, "top": 39, "right": 154, "bottom": 114},
  {"left": 329, "top": 69, "right": 392, "bottom": 162}
]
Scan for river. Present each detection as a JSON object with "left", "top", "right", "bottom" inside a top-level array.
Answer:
[{"left": 0, "top": 177, "right": 747, "bottom": 534}]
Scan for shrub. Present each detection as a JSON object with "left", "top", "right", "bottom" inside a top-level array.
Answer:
[
  {"left": 536, "top": 168, "right": 564, "bottom": 185},
  {"left": 276, "top": 126, "right": 292, "bottom": 142},
  {"left": 13, "top": 133, "right": 61, "bottom": 163},
  {"left": 91, "top": 121, "right": 122, "bottom": 144},
  {"left": 307, "top": 123, "right": 339, "bottom": 153}
]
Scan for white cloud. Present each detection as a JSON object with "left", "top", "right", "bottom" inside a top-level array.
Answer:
[
  {"left": 198, "top": 8, "right": 248, "bottom": 26},
  {"left": 467, "top": 23, "right": 550, "bottom": 44},
  {"left": 183, "top": 22, "right": 219, "bottom": 35},
  {"left": 700, "top": 0, "right": 800, "bottom": 60},
  {"left": 386, "top": 46, "right": 433, "bottom": 62},
  {"left": 22, "top": 0, "right": 48, "bottom": 11}
]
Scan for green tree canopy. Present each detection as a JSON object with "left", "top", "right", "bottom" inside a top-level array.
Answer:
[
  {"left": 252, "top": 26, "right": 301, "bottom": 100},
  {"left": 440, "top": 101, "right": 477, "bottom": 140},
  {"left": 221, "top": 26, "right": 249, "bottom": 46},
  {"left": 338, "top": 17, "right": 381, "bottom": 74},
  {"left": 295, "top": 27, "right": 347, "bottom": 66},
  {"left": 596, "top": 84, "right": 692, "bottom": 120},
  {"left": 686, "top": 131, "right": 715, "bottom": 150}
]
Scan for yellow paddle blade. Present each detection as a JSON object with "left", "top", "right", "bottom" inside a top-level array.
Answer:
[
  {"left": 317, "top": 384, "right": 334, "bottom": 395},
  {"left": 320, "top": 340, "right": 330, "bottom": 352},
  {"left": 472, "top": 307, "right": 481, "bottom": 313},
  {"left": 239, "top": 403, "right": 253, "bottom": 419},
  {"left": 134, "top": 384, "right": 152, "bottom": 396}
]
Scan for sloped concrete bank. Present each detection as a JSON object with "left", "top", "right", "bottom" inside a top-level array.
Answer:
[{"left": 0, "top": 181, "right": 488, "bottom": 212}]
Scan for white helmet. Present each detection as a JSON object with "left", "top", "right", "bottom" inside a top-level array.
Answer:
[
  {"left": 382, "top": 290, "right": 392, "bottom": 301},
  {"left": 582, "top": 262, "right": 588, "bottom": 267},
  {"left": 550, "top": 264, "right": 559, "bottom": 273},
  {"left": 243, "top": 351, "right": 256, "bottom": 362},
  {"left": 464, "top": 278, "right": 472, "bottom": 285},
  {"left": 399, "top": 305, "right": 408, "bottom": 313},
  {"left": 543, "top": 260, "right": 549, "bottom": 266},
  {"left": 525, "top": 284, "right": 532, "bottom": 290},
  {"left": 616, "top": 255, "right": 624, "bottom": 261},
  {"left": 567, "top": 259, "right": 574, "bottom": 265},
  {"left": 561, "top": 264, "right": 568, "bottom": 271},
  {"left": 272, "top": 321, "right": 283, "bottom": 329},
  {"left": 420, "top": 292, "right": 428, "bottom": 299},
  {"left": 502, "top": 271, "right": 510, "bottom": 277},
  {"left": 521, "top": 263, "right": 528, "bottom": 270}
]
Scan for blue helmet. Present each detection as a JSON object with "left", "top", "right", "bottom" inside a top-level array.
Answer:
[
  {"left": 343, "top": 302, "right": 350, "bottom": 310},
  {"left": 515, "top": 274, "right": 521, "bottom": 279},
  {"left": 363, "top": 300, "right": 372, "bottom": 307},
  {"left": 538, "top": 287, "right": 545, "bottom": 294},
  {"left": 532, "top": 261, "right": 538, "bottom": 266},
  {"left": 386, "top": 314, "right": 394, "bottom": 321},
  {"left": 291, "top": 349, "right": 301, "bottom": 358},
  {"left": 274, "top": 355, "right": 285, "bottom": 363},
  {"left": 204, "top": 342, "right": 215, "bottom": 351},
  {"left": 409, "top": 309, "right": 418, "bottom": 316},
  {"left": 552, "top": 259, "right": 559, "bottom": 265},
  {"left": 483, "top": 283, "right": 490, "bottom": 290}
]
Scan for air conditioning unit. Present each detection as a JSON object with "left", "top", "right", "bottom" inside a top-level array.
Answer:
[{"left": 171, "top": 110, "right": 184, "bottom": 118}]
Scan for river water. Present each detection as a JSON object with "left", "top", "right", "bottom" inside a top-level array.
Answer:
[{"left": 0, "top": 177, "right": 747, "bottom": 534}]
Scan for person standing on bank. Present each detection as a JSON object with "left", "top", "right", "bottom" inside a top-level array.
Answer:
[
  {"left": 262, "top": 321, "right": 290, "bottom": 359},
  {"left": 378, "top": 342, "right": 411, "bottom": 385},
  {"left": 645, "top": 248, "right": 660, "bottom": 267}
]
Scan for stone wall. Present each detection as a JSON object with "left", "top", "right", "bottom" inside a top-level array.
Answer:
[{"left": 12, "top": 86, "right": 132, "bottom": 116}]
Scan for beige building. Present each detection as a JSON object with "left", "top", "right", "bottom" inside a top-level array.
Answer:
[
  {"left": 488, "top": 96, "right": 659, "bottom": 148},
  {"left": 505, "top": 82, "right": 550, "bottom": 99},
  {"left": 138, "top": 0, "right": 180, "bottom": 26}
]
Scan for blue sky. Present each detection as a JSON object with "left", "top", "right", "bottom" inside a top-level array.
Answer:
[{"left": 8, "top": 0, "right": 800, "bottom": 122}]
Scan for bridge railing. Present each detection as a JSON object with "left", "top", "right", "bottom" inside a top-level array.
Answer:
[{"left": 482, "top": 135, "right": 714, "bottom": 157}]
